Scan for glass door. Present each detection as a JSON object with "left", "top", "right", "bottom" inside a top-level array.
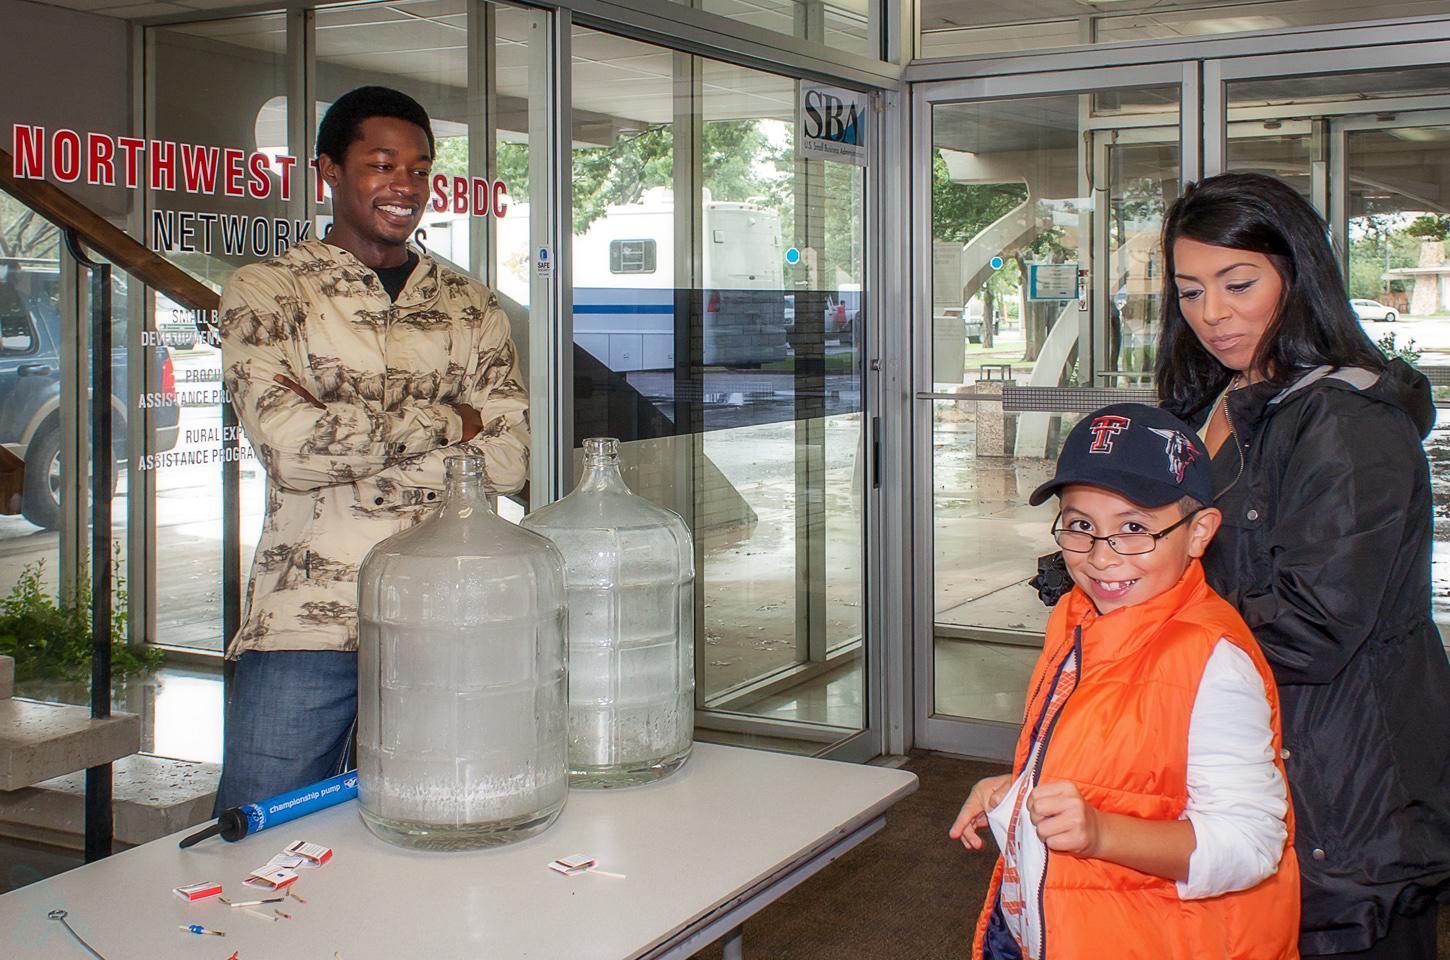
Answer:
[
  {"left": 913, "top": 68, "right": 1186, "bottom": 757},
  {"left": 565, "top": 28, "right": 873, "bottom": 758},
  {"left": 1210, "top": 49, "right": 1450, "bottom": 656}
]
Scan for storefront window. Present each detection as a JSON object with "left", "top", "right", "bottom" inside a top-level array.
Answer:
[
  {"left": 565, "top": 28, "right": 867, "bottom": 747},
  {"left": 0, "top": 1, "right": 553, "bottom": 775},
  {"left": 1224, "top": 64, "right": 1450, "bottom": 647},
  {"left": 147, "top": 15, "right": 287, "bottom": 654},
  {"left": 926, "top": 86, "right": 1179, "bottom": 733}
]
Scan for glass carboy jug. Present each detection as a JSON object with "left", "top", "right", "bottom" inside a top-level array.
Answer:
[
  {"left": 521, "top": 437, "right": 695, "bottom": 787},
  {"left": 357, "top": 455, "right": 568, "bottom": 849}
]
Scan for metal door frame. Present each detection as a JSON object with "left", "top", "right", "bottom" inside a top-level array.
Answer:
[{"left": 909, "top": 62, "right": 1192, "bottom": 759}]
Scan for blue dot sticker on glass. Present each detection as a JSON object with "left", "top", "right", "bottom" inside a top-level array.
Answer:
[
  {"left": 786, "top": 247, "right": 801, "bottom": 265},
  {"left": 991, "top": 256, "right": 1003, "bottom": 270}
]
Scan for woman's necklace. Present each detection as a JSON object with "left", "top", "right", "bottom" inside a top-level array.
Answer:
[
  {"left": 1221, "top": 374, "right": 1245, "bottom": 416},
  {"left": 1211, "top": 373, "right": 1245, "bottom": 451},
  {"left": 1228, "top": 373, "right": 1245, "bottom": 395}
]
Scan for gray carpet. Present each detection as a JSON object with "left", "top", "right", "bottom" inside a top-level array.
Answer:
[
  {"left": 689, "top": 751, "right": 1010, "bottom": 959},
  {"left": 689, "top": 751, "right": 1449, "bottom": 959}
]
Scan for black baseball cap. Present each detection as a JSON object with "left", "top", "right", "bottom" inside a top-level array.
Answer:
[{"left": 1029, "top": 403, "right": 1213, "bottom": 508}]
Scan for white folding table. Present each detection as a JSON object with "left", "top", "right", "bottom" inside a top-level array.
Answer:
[{"left": 0, "top": 743, "right": 917, "bottom": 959}]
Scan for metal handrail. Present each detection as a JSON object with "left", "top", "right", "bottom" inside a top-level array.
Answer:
[{"left": 0, "top": 147, "right": 219, "bottom": 313}]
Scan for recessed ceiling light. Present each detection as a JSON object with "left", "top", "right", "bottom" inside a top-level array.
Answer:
[{"left": 1388, "top": 127, "right": 1450, "bottom": 142}]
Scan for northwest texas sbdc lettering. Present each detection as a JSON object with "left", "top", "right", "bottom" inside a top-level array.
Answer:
[{"left": 12, "top": 123, "right": 511, "bottom": 257}]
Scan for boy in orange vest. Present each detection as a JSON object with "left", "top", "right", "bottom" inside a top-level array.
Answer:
[{"left": 951, "top": 403, "right": 1299, "bottom": 959}]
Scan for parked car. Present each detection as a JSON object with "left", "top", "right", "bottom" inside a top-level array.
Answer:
[
  {"left": 1351, "top": 298, "right": 1398, "bottom": 322},
  {"left": 0, "top": 258, "right": 181, "bottom": 529}
]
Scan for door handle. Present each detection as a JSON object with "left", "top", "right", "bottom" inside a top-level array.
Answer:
[{"left": 17, "top": 363, "right": 52, "bottom": 376}]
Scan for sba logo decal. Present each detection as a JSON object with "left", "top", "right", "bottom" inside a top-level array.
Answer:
[{"left": 803, "top": 90, "right": 861, "bottom": 146}]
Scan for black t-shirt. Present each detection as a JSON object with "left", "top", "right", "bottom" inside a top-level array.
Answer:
[{"left": 373, "top": 251, "right": 419, "bottom": 302}]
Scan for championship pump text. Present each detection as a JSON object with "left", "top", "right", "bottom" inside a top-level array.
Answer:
[{"left": 12, "top": 124, "right": 511, "bottom": 258}]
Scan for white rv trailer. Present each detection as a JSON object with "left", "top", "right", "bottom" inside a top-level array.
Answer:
[{"left": 455, "top": 187, "right": 789, "bottom": 373}]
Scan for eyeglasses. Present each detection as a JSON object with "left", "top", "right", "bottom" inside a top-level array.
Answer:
[{"left": 1051, "top": 509, "right": 1201, "bottom": 556}]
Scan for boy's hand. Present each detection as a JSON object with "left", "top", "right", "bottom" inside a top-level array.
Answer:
[
  {"left": 949, "top": 774, "right": 1013, "bottom": 850},
  {"left": 1027, "top": 780, "right": 1102, "bottom": 857}
]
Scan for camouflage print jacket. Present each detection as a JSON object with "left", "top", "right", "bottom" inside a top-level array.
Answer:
[{"left": 220, "top": 240, "right": 528, "bottom": 656}]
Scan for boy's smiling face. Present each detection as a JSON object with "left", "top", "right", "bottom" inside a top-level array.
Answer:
[{"left": 1058, "top": 484, "right": 1221, "bottom": 616}]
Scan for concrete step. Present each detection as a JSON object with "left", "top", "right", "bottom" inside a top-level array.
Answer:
[
  {"left": 0, "top": 699, "right": 140, "bottom": 790},
  {"left": 0, "top": 653, "right": 142, "bottom": 791},
  {"left": 0, "top": 753, "right": 219, "bottom": 851}
]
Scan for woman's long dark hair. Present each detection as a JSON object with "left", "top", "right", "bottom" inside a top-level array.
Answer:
[{"left": 1155, "top": 173, "right": 1387, "bottom": 416}]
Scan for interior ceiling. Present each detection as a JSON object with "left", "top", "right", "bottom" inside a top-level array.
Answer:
[
  {"left": 934, "top": 98, "right": 1084, "bottom": 154},
  {"left": 932, "top": 87, "right": 1178, "bottom": 154},
  {"left": 920, "top": 0, "right": 1450, "bottom": 32},
  {"left": 921, "top": 0, "right": 1286, "bottom": 31},
  {"left": 105, "top": 0, "right": 801, "bottom": 133},
  {"left": 1229, "top": 67, "right": 1450, "bottom": 107}
]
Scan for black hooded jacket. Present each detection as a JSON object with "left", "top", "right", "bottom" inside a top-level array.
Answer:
[{"left": 1173, "top": 359, "right": 1450, "bottom": 954}]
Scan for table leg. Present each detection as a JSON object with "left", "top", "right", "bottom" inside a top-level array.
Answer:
[{"left": 722, "top": 926, "right": 744, "bottom": 960}]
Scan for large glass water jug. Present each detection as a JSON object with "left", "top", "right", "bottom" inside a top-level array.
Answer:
[
  {"left": 357, "top": 455, "right": 568, "bottom": 849},
  {"left": 521, "top": 437, "right": 694, "bottom": 787}
]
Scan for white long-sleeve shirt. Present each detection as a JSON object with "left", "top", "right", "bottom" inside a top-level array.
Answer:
[
  {"left": 1176, "top": 640, "right": 1289, "bottom": 899},
  {"left": 986, "top": 640, "right": 1288, "bottom": 956}
]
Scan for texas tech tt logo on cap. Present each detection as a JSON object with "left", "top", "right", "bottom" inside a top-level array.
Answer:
[{"left": 1088, "top": 415, "right": 1131, "bottom": 453}]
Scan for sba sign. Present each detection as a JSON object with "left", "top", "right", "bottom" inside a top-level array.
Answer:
[{"left": 799, "top": 84, "right": 868, "bottom": 166}]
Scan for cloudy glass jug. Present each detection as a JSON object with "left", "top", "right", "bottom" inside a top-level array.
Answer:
[
  {"left": 521, "top": 438, "right": 695, "bottom": 787},
  {"left": 357, "top": 455, "right": 568, "bottom": 849}
]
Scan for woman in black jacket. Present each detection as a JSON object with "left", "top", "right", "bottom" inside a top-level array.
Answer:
[{"left": 1156, "top": 172, "right": 1450, "bottom": 959}]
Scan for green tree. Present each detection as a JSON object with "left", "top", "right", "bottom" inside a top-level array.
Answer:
[
  {"left": 1406, "top": 213, "right": 1450, "bottom": 240},
  {"left": 0, "top": 196, "right": 59, "bottom": 259},
  {"left": 931, "top": 150, "right": 1026, "bottom": 243},
  {"left": 1349, "top": 215, "right": 1418, "bottom": 302},
  {"left": 430, "top": 137, "right": 530, "bottom": 204},
  {"left": 497, "top": 142, "right": 529, "bottom": 203},
  {"left": 570, "top": 120, "right": 789, "bottom": 234}
]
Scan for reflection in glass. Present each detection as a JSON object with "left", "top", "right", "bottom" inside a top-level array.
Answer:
[
  {"left": 568, "top": 29, "right": 866, "bottom": 748},
  {"left": 664, "top": 0, "right": 869, "bottom": 60},
  {"left": 1342, "top": 119, "right": 1450, "bottom": 644},
  {"left": 928, "top": 89, "right": 1178, "bottom": 723},
  {"left": 148, "top": 15, "right": 286, "bottom": 651}
]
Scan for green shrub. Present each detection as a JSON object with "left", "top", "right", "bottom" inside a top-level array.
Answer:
[
  {"left": 0, "top": 551, "right": 162, "bottom": 683},
  {"left": 1376, "top": 331, "right": 1422, "bottom": 367}
]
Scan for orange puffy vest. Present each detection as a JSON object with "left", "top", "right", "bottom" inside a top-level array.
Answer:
[{"left": 972, "top": 561, "right": 1300, "bottom": 960}]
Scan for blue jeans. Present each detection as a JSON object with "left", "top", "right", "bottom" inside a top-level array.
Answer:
[{"left": 213, "top": 650, "right": 358, "bottom": 814}]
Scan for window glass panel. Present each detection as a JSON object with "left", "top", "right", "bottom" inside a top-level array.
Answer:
[
  {"left": 664, "top": 0, "right": 870, "bottom": 61},
  {"left": 928, "top": 87, "right": 1179, "bottom": 723},
  {"left": 568, "top": 28, "right": 867, "bottom": 749},
  {"left": 104, "top": 2, "right": 548, "bottom": 773},
  {"left": 0, "top": 279, "right": 36, "bottom": 355},
  {"left": 148, "top": 15, "right": 286, "bottom": 663}
]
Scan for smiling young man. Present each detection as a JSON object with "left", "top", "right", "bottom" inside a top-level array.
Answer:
[
  {"left": 951, "top": 403, "right": 1299, "bottom": 960},
  {"left": 214, "top": 87, "right": 528, "bottom": 811}
]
